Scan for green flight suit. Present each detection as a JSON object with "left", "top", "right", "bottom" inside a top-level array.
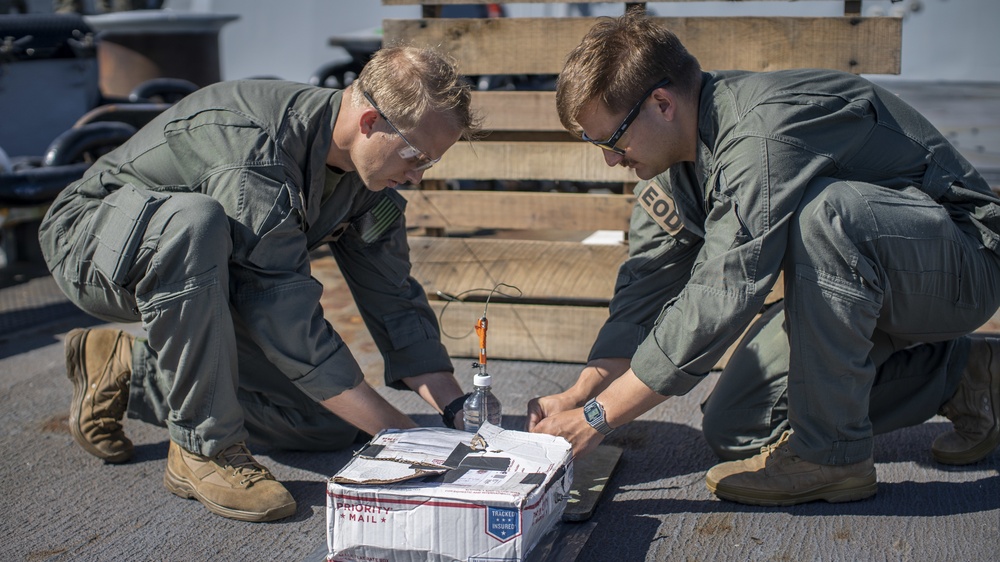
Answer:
[
  {"left": 39, "top": 80, "right": 452, "bottom": 457},
  {"left": 589, "top": 69, "right": 1000, "bottom": 464}
]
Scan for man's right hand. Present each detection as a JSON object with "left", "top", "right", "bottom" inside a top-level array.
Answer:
[{"left": 526, "top": 392, "right": 583, "bottom": 432}]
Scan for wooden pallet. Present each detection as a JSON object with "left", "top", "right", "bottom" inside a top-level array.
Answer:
[{"left": 380, "top": 1, "right": 901, "bottom": 365}]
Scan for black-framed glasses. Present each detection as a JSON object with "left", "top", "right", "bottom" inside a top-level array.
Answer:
[
  {"left": 581, "top": 77, "right": 672, "bottom": 155},
  {"left": 363, "top": 91, "right": 441, "bottom": 171}
]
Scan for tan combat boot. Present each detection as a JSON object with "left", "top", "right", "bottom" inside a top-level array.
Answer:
[
  {"left": 65, "top": 328, "right": 135, "bottom": 463},
  {"left": 164, "top": 440, "right": 297, "bottom": 522},
  {"left": 932, "top": 336, "right": 1000, "bottom": 465},
  {"left": 705, "top": 431, "right": 877, "bottom": 507}
]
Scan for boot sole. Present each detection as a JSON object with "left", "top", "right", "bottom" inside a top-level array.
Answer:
[
  {"left": 706, "top": 472, "right": 878, "bottom": 507},
  {"left": 163, "top": 462, "right": 297, "bottom": 523},
  {"left": 66, "top": 329, "right": 132, "bottom": 464}
]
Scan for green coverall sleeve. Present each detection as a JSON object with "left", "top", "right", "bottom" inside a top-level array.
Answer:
[
  {"left": 589, "top": 176, "right": 703, "bottom": 361},
  {"left": 631, "top": 120, "right": 838, "bottom": 397},
  {"left": 328, "top": 189, "right": 454, "bottom": 389}
]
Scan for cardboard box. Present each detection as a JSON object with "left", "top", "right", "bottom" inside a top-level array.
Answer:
[{"left": 326, "top": 423, "right": 573, "bottom": 562}]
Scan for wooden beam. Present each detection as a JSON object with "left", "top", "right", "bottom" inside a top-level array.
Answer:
[
  {"left": 473, "top": 91, "right": 563, "bottom": 132},
  {"left": 383, "top": 16, "right": 902, "bottom": 75},
  {"left": 433, "top": 299, "right": 750, "bottom": 370},
  {"left": 432, "top": 300, "right": 607, "bottom": 363},
  {"left": 402, "top": 190, "right": 634, "bottom": 231},
  {"left": 410, "top": 237, "right": 624, "bottom": 302},
  {"left": 425, "top": 141, "right": 638, "bottom": 182}
]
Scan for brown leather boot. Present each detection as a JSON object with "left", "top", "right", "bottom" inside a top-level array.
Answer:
[
  {"left": 65, "top": 328, "right": 135, "bottom": 463},
  {"left": 705, "top": 431, "right": 877, "bottom": 507},
  {"left": 932, "top": 336, "right": 1000, "bottom": 465},
  {"left": 164, "top": 441, "right": 297, "bottom": 522}
]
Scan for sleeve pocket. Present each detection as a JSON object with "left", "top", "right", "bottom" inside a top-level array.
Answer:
[{"left": 383, "top": 308, "right": 434, "bottom": 350}]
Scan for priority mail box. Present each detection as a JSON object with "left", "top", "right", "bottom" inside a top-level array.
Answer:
[{"left": 326, "top": 423, "right": 573, "bottom": 562}]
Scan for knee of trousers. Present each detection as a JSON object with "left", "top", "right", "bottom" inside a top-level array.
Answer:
[
  {"left": 156, "top": 194, "right": 233, "bottom": 268},
  {"left": 701, "top": 409, "right": 748, "bottom": 461},
  {"left": 790, "top": 178, "right": 876, "bottom": 256}
]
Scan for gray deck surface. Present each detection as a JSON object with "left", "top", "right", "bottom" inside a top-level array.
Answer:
[{"left": 1, "top": 80, "right": 999, "bottom": 561}]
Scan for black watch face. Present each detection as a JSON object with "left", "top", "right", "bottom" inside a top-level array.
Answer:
[{"left": 584, "top": 401, "right": 601, "bottom": 423}]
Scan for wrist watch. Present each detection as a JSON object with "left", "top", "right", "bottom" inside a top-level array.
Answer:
[
  {"left": 583, "top": 398, "right": 614, "bottom": 436},
  {"left": 441, "top": 393, "right": 471, "bottom": 429}
]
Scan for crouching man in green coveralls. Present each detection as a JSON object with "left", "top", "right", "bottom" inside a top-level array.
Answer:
[
  {"left": 39, "top": 46, "right": 480, "bottom": 521},
  {"left": 528, "top": 11, "right": 1000, "bottom": 506}
]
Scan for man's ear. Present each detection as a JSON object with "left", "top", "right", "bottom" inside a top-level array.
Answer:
[
  {"left": 359, "top": 109, "right": 378, "bottom": 136},
  {"left": 651, "top": 88, "right": 677, "bottom": 122}
]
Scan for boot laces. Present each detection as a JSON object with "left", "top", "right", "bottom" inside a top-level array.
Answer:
[
  {"left": 217, "top": 443, "right": 271, "bottom": 486},
  {"left": 761, "top": 431, "right": 797, "bottom": 462}
]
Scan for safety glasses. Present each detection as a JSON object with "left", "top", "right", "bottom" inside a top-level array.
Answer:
[
  {"left": 363, "top": 91, "right": 441, "bottom": 171},
  {"left": 581, "top": 77, "right": 672, "bottom": 155}
]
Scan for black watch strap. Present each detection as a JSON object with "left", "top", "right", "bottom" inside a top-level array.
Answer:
[{"left": 442, "top": 393, "right": 471, "bottom": 429}]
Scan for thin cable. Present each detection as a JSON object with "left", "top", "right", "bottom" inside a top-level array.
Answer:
[{"left": 436, "top": 282, "right": 522, "bottom": 340}]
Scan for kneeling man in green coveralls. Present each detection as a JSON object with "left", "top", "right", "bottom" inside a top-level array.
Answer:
[
  {"left": 39, "top": 46, "right": 479, "bottom": 521},
  {"left": 528, "top": 11, "right": 1000, "bottom": 506}
]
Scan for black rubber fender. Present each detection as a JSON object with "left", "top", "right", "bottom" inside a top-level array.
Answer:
[
  {"left": 128, "top": 77, "right": 199, "bottom": 104},
  {"left": 42, "top": 121, "right": 136, "bottom": 167},
  {"left": 309, "top": 60, "right": 364, "bottom": 89},
  {"left": 0, "top": 161, "right": 90, "bottom": 205}
]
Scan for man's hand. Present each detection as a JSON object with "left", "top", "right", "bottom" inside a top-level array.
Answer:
[
  {"left": 533, "top": 407, "right": 605, "bottom": 458},
  {"left": 526, "top": 358, "right": 631, "bottom": 431},
  {"left": 532, "top": 368, "right": 671, "bottom": 458},
  {"left": 526, "top": 392, "right": 582, "bottom": 432}
]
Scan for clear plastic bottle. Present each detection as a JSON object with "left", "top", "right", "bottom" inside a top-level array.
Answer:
[{"left": 463, "top": 373, "right": 502, "bottom": 433}]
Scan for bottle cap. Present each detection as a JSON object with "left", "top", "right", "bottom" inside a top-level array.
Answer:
[{"left": 473, "top": 373, "right": 492, "bottom": 387}]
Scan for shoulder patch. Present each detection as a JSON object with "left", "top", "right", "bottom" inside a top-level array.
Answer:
[
  {"left": 353, "top": 195, "right": 402, "bottom": 244},
  {"left": 637, "top": 180, "right": 684, "bottom": 235}
]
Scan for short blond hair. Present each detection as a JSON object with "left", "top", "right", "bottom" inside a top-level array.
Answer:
[
  {"left": 556, "top": 9, "right": 702, "bottom": 135},
  {"left": 352, "top": 46, "right": 481, "bottom": 141}
]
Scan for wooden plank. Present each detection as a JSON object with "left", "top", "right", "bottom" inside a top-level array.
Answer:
[
  {"left": 434, "top": 299, "right": 760, "bottom": 368},
  {"left": 411, "top": 237, "right": 624, "bottom": 302},
  {"left": 432, "top": 300, "right": 607, "bottom": 363},
  {"left": 425, "top": 141, "right": 637, "bottom": 182},
  {"left": 473, "top": 91, "right": 563, "bottom": 132},
  {"left": 402, "top": 190, "right": 634, "bottom": 231},
  {"left": 383, "top": 17, "right": 901, "bottom": 75}
]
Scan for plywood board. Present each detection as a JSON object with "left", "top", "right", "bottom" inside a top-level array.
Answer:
[{"left": 383, "top": 17, "right": 901, "bottom": 76}]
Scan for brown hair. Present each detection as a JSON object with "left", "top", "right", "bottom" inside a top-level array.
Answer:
[
  {"left": 352, "top": 45, "right": 481, "bottom": 141},
  {"left": 556, "top": 9, "right": 702, "bottom": 135}
]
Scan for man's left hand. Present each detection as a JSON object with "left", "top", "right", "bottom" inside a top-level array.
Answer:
[{"left": 532, "top": 407, "right": 605, "bottom": 458}]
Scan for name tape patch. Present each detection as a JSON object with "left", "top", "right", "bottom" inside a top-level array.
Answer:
[{"left": 638, "top": 181, "right": 683, "bottom": 236}]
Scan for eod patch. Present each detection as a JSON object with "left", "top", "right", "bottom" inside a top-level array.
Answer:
[{"left": 638, "top": 179, "right": 683, "bottom": 235}]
